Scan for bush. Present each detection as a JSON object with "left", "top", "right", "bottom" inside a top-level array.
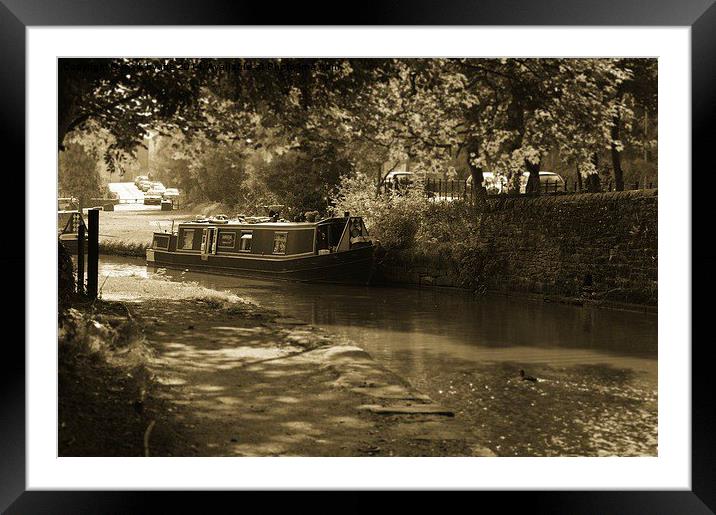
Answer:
[
  {"left": 334, "top": 177, "right": 505, "bottom": 291},
  {"left": 59, "top": 240, "right": 76, "bottom": 302},
  {"left": 334, "top": 173, "right": 429, "bottom": 250}
]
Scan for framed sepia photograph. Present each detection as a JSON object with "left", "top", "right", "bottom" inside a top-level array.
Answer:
[{"left": 3, "top": 0, "right": 712, "bottom": 512}]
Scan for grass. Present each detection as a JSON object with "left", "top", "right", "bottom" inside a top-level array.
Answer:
[
  {"left": 98, "top": 208, "right": 194, "bottom": 242},
  {"left": 97, "top": 207, "right": 191, "bottom": 257},
  {"left": 59, "top": 275, "right": 267, "bottom": 456},
  {"left": 58, "top": 296, "right": 158, "bottom": 456},
  {"left": 59, "top": 297, "right": 150, "bottom": 366},
  {"left": 97, "top": 205, "right": 235, "bottom": 257},
  {"left": 100, "top": 272, "right": 260, "bottom": 311},
  {"left": 99, "top": 240, "right": 149, "bottom": 257}
]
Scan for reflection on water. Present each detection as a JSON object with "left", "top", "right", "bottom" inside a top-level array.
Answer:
[{"left": 99, "top": 256, "right": 658, "bottom": 456}]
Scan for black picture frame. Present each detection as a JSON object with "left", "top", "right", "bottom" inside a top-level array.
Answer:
[{"left": 2, "top": 1, "right": 711, "bottom": 512}]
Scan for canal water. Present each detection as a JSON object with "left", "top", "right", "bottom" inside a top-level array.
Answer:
[{"left": 99, "top": 255, "right": 658, "bottom": 457}]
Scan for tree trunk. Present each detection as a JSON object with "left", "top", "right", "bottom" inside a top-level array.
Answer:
[
  {"left": 466, "top": 137, "right": 485, "bottom": 196},
  {"left": 576, "top": 166, "right": 583, "bottom": 192},
  {"left": 58, "top": 60, "right": 95, "bottom": 151},
  {"left": 585, "top": 173, "right": 601, "bottom": 193},
  {"left": 525, "top": 160, "right": 541, "bottom": 194},
  {"left": 58, "top": 65, "right": 79, "bottom": 151},
  {"left": 610, "top": 115, "right": 625, "bottom": 191}
]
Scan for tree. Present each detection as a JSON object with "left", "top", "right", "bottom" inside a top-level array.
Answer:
[
  {"left": 59, "top": 58, "right": 652, "bottom": 206},
  {"left": 306, "top": 59, "right": 631, "bottom": 197},
  {"left": 58, "top": 58, "right": 209, "bottom": 171},
  {"left": 58, "top": 143, "right": 102, "bottom": 208},
  {"left": 609, "top": 59, "right": 658, "bottom": 190},
  {"left": 259, "top": 143, "right": 350, "bottom": 217},
  {"left": 449, "top": 59, "right": 630, "bottom": 194},
  {"left": 192, "top": 143, "right": 248, "bottom": 204}
]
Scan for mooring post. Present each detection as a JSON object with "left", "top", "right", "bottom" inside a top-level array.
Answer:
[
  {"left": 87, "top": 208, "right": 99, "bottom": 299},
  {"left": 77, "top": 222, "right": 85, "bottom": 294}
]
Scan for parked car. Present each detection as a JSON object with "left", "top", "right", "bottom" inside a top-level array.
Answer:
[
  {"left": 138, "top": 180, "right": 153, "bottom": 192},
  {"left": 150, "top": 181, "right": 166, "bottom": 194},
  {"left": 519, "top": 171, "right": 565, "bottom": 194},
  {"left": 466, "top": 171, "right": 509, "bottom": 194},
  {"left": 384, "top": 171, "right": 414, "bottom": 190},
  {"left": 143, "top": 189, "right": 163, "bottom": 205},
  {"left": 162, "top": 187, "right": 180, "bottom": 199}
]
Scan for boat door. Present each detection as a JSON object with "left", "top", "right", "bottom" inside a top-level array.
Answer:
[{"left": 200, "top": 227, "right": 217, "bottom": 261}]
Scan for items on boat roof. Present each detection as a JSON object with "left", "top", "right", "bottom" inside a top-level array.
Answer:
[{"left": 189, "top": 214, "right": 292, "bottom": 224}]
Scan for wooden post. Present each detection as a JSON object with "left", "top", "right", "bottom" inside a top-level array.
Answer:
[
  {"left": 77, "top": 223, "right": 85, "bottom": 295},
  {"left": 87, "top": 208, "right": 99, "bottom": 299}
]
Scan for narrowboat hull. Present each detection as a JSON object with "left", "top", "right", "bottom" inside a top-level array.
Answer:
[
  {"left": 59, "top": 235, "right": 81, "bottom": 255},
  {"left": 146, "top": 244, "right": 376, "bottom": 285}
]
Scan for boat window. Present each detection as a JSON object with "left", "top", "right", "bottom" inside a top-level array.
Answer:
[
  {"left": 182, "top": 229, "right": 195, "bottom": 250},
  {"left": 316, "top": 226, "right": 329, "bottom": 251},
  {"left": 218, "top": 231, "right": 236, "bottom": 249},
  {"left": 316, "top": 221, "right": 347, "bottom": 253},
  {"left": 153, "top": 234, "right": 170, "bottom": 250},
  {"left": 272, "top": 232, "right": 288, "bottom": 255},
  {"left": 329, "top": 221, "right": 346, "bottom": 247},
  {"left": 240, "top": 231, "right": 253, "bottom": 252}
]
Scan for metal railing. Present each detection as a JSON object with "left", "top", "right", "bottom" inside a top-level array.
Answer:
[{"left": 382, "top": 177, "right": 656, "bottom": 201}]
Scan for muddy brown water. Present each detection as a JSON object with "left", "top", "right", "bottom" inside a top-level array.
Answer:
[{"left": 99, "top": 255, "right": 657, "bottom": 456}]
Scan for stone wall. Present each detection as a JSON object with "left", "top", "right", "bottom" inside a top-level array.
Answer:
[{"left": 379, "top": 189, "right": 658, "bottom": 306}]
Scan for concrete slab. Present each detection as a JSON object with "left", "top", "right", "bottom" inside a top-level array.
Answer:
[{"left": 358, "top": 404, "right": 455, "bottom": 417}]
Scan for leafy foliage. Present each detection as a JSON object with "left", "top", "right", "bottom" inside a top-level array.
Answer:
[
  {"left": 58, "top": 58, "right": 210, "bottom": 171},
  {"left": 335, "top": 173, "right": 429, "bottom": 250},
  {"left": 58, "top": 143, "right": 102, "bottom": 206},
  {"left": 60, "top": 58, "right": 657, "bottom": 208},
  {"left": 259, "top": 144, "right": 350, "bottom": 217}
]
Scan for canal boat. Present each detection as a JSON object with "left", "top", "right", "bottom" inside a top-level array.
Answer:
[
  {"left": 58, "top": 210, "right": 86, "bottom": 254},
  {"left": 146, "top": 213, "right": 377, "bottom": 285}
]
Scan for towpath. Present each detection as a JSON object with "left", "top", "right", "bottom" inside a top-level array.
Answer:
[{"left": 102, "top": 275, "right": 494, "bottom": 457}]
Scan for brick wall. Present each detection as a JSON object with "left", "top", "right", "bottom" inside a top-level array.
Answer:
[{"left": 380, "top": 189, "right": 658, "bottom": 306}]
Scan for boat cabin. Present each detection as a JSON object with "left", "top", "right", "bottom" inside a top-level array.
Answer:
[{"left": 151, "top": 215, "right": 372, "bottom": 260}]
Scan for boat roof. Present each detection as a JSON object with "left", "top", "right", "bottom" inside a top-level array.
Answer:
[{"left": 178, "top": 216, "right": 358, "bottom": 229}]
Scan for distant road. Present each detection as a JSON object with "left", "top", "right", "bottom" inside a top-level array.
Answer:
[
  {"left": 107, "top": 182, "right": 163, "bottom": 212},
  {"left": 108, "top": 182, "right": 144, "bottom": 203}
]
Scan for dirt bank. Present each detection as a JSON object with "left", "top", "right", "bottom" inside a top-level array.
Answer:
[
  {"left": 60, "top": 275, "right": 494, "bottom": 457},
  {"left": 58, "top": 298, "right": 172, "bottom": 456}
]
